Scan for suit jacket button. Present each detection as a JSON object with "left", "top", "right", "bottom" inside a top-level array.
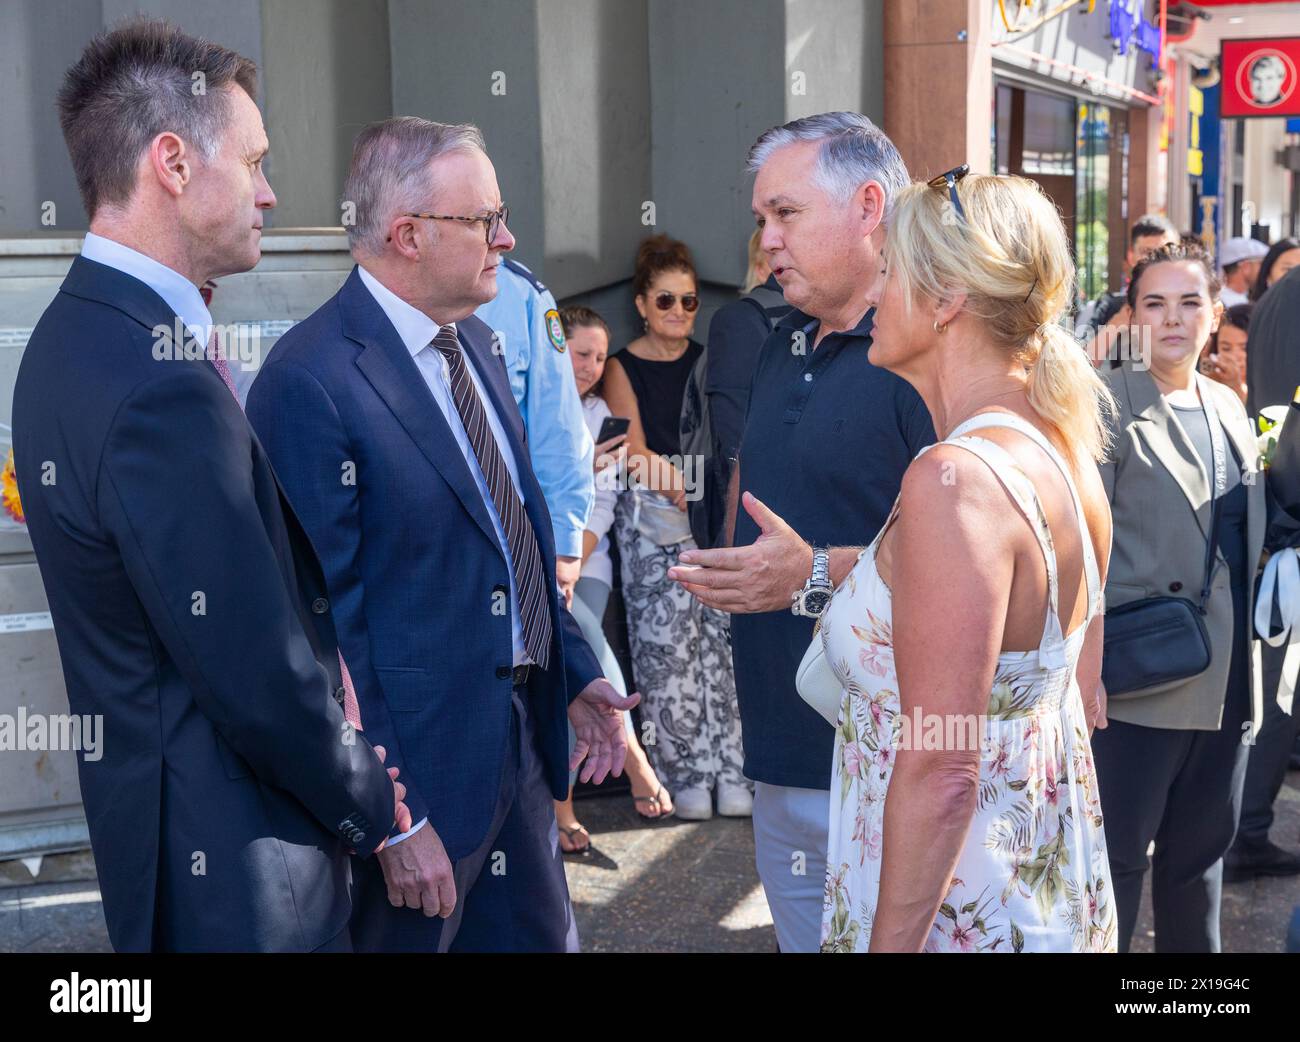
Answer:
[
  {"left": 351, "top": 830, "right": 366, "bottom": 846},
  {"left": 311, "top": 597, "right": 330, "bottom": 614},
  {"left": 496, "top": 665, "right": 511, "bottom": 680},
  {"left": 1169, "top": 581, "right": 1183, "bottom": 593},
  {"left": 334, "top": 686, "right": 347, "bottom": 704}
]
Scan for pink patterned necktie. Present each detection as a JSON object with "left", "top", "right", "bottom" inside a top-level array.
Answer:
[
  {"left": 204, "top": 330, "right": 362, "bottom": 729},
  {"left": 205, "top": 330, "right": 239, "bottom": 400}
]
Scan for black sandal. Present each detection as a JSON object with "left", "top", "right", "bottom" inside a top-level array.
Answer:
[
  {"left": 558, "top": 823, "right": 590, "bottom": 854},
  {"left": 632, "top": 785, "right": 674, "bottom": 820}
]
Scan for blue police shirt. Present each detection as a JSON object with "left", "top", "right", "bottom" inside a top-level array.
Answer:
[
  {"left": 731, "top": 306, "right": 935, "bottom": 789},
  {"left": 475, "top": 259, "right": 594, "bottom": 558}
]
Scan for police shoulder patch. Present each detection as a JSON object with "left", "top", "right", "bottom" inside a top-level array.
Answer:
[{"left": 545, "top": 309, "right": 566, "bottom": 352}]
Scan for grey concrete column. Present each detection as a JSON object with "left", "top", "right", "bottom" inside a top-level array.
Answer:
[
  {"left": 536, "top": 0, "right": 652, "bottom": 299},
  {"left": 261, "top": 0, "right": 393, "bottom": 230},
  {"left": 646, "top": 0, "right": 787, "bottom": 286},
  {"left": 388, "top": 0, "right": 546, "bottom": 274},
  {"left": 0, "top": 1, "right": 113, "bottom": 235}
]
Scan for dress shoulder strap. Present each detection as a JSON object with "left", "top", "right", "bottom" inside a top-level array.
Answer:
[
  {"left": 947, "top": 412, "right": 1102, "bottom": 622},
  {"left": 942, "top": 434, "right": 1069, "bottom": 666}
]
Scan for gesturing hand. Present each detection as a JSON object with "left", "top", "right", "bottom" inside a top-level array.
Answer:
[
  {"left": 668, "top": 492, "right": 812, "bottom": 614},
  {"left": 377, "top": 820, "right": 457, "bottom": 918},
  {"left": 568, "top": 679, "right": 639, "bottom": 784}
]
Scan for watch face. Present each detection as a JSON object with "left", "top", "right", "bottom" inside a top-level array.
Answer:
[{"left": 805, "top": 590, "right": 832, "bottom": 615}]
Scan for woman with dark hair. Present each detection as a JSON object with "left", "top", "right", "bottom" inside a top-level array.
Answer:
[
  {"left": 1199, "top": 302, "right": 1251, "bottom": 405},
  {"left": 600, "top": 235, "right": 749, "bottom": 820},
  {"left": 1249, "top": 237, "right": 1300, "bottom": 303},
  {"left": 1094, "top": 243, "right": 1270, "bottom": 952},
  {"left": 548, "top": 306, "right": 676, "bottom": 853}
]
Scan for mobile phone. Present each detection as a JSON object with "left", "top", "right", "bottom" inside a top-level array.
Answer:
[{"left": 597, "top": 416, "right": 631, "bottom": 443}]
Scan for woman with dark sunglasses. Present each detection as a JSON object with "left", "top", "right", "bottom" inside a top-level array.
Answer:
[{"left": 601, "top": 235, "right": 749, "bottom": 821}]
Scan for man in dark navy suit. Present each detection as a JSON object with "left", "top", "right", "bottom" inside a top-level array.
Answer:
[
  {"left": 246, "top": 117, "right": 638, "bottom": 952},
  {"left": 12, "top": 21, "right": 404, "bottom": 952}
]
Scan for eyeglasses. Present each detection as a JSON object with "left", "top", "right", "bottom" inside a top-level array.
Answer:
[
  {"left": 653, "top": 291, "right": 699, "bottom": 313},
  {"left": 928, "top": 164, "right": 969, "bottom": 223},
  {"left": 398, "top": 203, "right": 509, "bottom": 245}
]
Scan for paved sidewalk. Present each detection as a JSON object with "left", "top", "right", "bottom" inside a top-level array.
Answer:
[{"left": 3, "top": 767, "right": 1297, "bottom": 953}]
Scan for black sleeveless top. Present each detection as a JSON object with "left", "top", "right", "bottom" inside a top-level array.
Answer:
[{"left": 612, "top": 340, "right": 704, "bottom": 458}]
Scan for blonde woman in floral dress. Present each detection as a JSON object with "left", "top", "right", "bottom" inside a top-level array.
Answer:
[{"left": 818, "top": 171, "right": 1118, "bottom": 953}]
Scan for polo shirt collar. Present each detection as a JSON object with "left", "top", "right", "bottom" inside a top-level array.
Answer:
[{"left": 775, "top": 304, "right": 874, "bottom": 340}]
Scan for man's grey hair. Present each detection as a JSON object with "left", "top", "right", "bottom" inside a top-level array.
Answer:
[
  {"left": 746, "top": 111, "right": 909, "bottom": 212},
  {"left": 343, "top": 117, "right": 486, "bottom": 254}
]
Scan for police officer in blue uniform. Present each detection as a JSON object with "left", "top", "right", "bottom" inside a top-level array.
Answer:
[{"left": 476, "top": 258, "right": 594, "bottom": 604}]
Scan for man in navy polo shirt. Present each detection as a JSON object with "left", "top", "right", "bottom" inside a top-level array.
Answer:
[{"left": 669, "top": 112, "right": 933, "bottom": 952}]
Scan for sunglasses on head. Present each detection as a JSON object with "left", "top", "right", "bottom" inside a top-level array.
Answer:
[
  {"left": 653, "top": 291, "right": 699, "bottom": 312},
  {"left": 928, "top": 164, "right": 970, "bottom": 222}
]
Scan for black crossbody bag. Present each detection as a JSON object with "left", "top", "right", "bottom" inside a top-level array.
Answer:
[
  {"left": 1101, "top": 381, "right": 1226, "bottom": 696},
  {"left": 1101, "top": 498, "right": 1220, "bottom": 695}
]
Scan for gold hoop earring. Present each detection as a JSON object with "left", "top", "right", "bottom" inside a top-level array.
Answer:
[{"left": 933, "top": 320, "right": 948, "bottom": 335}]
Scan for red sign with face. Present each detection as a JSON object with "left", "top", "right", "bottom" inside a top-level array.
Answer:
[{"left": 1221, "top": 37, "right": 1300, "bottom": 117}]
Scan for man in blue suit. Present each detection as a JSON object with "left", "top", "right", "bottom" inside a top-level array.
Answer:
[
  {"left": 12, "top": 21, "right": 403, "bottom": 952},
  {"left": 246, "top": 117, "right": 638, "bottom": 952}
]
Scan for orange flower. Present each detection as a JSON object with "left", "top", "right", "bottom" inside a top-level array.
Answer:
[{"left": 2, "top": 448, "right": 24, "bottom": 524}]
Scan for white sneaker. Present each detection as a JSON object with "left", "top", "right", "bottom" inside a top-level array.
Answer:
[
  {"left": 674, "top": 787, "right": 713, "bottom": 820},
  {"left": 716, "top": 783, "right": 754, "bottom": 818}
]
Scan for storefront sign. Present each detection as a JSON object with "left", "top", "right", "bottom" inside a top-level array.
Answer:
[
  {"left": 1109, "top": 1, "right": 1161, "bottom": 59},
  {"left": 1220, "top": 37, "right": 1300, "bottom": 118}
]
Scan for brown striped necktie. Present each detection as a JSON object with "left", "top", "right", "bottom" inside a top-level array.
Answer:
[{"left": 432, "top": 324, "right": 551, "bottom": 670}]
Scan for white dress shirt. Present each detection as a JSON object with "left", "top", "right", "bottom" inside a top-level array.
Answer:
[{"left": 80, "top": 232, "right": 213, "bottom": 347}]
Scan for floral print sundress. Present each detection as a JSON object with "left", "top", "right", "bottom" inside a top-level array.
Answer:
[{"left": 819, "top": 413, "right": 1117, "bottom": 953}]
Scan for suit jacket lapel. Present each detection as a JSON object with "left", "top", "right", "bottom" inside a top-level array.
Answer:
[
  {"left": 341, "top": 269, "right": 502, "bottom": 551},
  {"left": 1124, "top": 361, "right": 1213, "bottom": 540},
  {"left": 60, "top": 255, "right": 231, "bottom": 398}
]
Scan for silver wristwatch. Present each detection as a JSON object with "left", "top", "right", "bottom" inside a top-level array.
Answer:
[{"left": 792, "top": 544, "right": 833, "bottom": 618}]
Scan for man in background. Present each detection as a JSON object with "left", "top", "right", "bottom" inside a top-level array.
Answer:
[{"left": 1219, "top": 236, "right": 1268, "bottom": 308}]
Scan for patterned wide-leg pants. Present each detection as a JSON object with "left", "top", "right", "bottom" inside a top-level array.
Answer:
[{"left": 613, "top": 497, "right": 746, "bottom": 794}]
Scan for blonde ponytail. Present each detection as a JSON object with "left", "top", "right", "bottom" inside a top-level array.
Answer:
[{"left": 1027, "top": 323, "right": 1116, "bottom": 464}]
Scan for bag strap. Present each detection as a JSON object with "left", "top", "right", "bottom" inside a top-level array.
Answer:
[
  {"left": 1197, "top": 491, "right": 1222, "bottom": 614},
  {"left": 1192, "top": 375, "right": 1227, "bottom": 615}
]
